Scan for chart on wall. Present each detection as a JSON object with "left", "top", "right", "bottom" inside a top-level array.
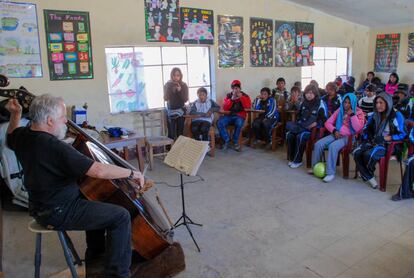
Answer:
[
  {"left": 374, "top": 33, "right": 400, "bottom": 72},
  {"left": 274, "top": 21, "right": 296, "bottom": 67},
  {"left": 218, "top": 15, "right": 243, "bottom": 68},
  {"left": 250, "top": 18, "right": 273, "bottom": 67},
  {"left": 0, "top": 2, "right": 42, "bottom": 78},
  {"left": 180, "top": 7, "right": 214, "bottom": 45},
  {"left": 408, "top": 33, "right": 414, "bottom": 63},
  {"left": 43, "top": 10, "right": 93, "bottom": 80},
  {"left": 295, "top": 22, "right": 314, "bottom": 67},
  {"left": 105, "top": 50, "right": 148, "bottom": 113},
  {"left": 145, "top": 0, "right": 180, "bottom": 42}
]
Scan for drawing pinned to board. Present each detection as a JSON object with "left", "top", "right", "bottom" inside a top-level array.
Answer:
[
  {"left": 250, "top": 17, "right": 273, "bottom": 67},
  {"left": 295, "top": 22, "right": 314, "bottom": 67},
  {"left": 274, "top": 21, "right": 296, "bottom": 67},
  {"left": 218, "top": 15, "right": 243, "bottom": 68},
  {"left": 105, "top": 51, "right": 148, "bottom": 113},
  {"left": 374, "top": 33, "right": 400, "bottom": 72},
  {"left": 180, "top": 7, "right": 214, "bottom": 45},
  {"left": 0, "top": 2, "right": 42, "bottom": 78},
  {"left": 145, "top": 0, "right": 180, "bottom": 42},
  {"left": 408, "top": 33, "right": 414, "bottom": 63}
]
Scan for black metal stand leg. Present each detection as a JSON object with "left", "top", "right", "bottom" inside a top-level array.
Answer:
[
  {"left": 63, "top": 231, "right": 82, "bottom": 266},
  {"left": 173, "top": 173, "right": 202, "bottom": 252}
]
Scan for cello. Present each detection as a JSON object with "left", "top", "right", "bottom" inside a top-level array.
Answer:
[{"left": 0, "top": 74, "right": 177, "bottom": 261}]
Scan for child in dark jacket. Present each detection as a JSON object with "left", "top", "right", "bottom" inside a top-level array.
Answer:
[
  {"left": 272, "top": 77, "right": 289, "bottom": 102},
  {"left": 353, "top": 92, "right": 406, "bottom": 189},
  {"left": 251, "top": 87, "right": 279, "bottom": 144},
  {"left": 286, "top": 85, "right": 327, "bottom": 168},
  {"left": 189, "top": 87, "right": 220, "bottom": 141},
  {"left": 357, "top": 71, "right": 375, "bottom": 94},
  {"left": 284, "top": 86, "right": 302, "bottom": 111},
  {"left": 358, "top": 84, "right": 376, "bottom": 117},
  {"left": 393, "top": 90, "right": 411, "bottom": 119},
  {"left": 321, "top": 82, "right": 341, "bottom": 117}
]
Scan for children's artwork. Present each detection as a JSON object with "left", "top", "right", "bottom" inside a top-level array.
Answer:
[
  {"left": 295, "top": 22, "right": 314, "bottom": 67},
  {"left": 407, "top": 33, "right": 414, "bottom": 63},
  {"left": 44, "top": 10, "right": 93, "bottom": 80},
  {"left": 250, "top": 18, "right": 273, "bottom": 67},
  {"left": 105, "top": 50, "right": 148, "bottom": 113},
  {"left": 374, "top": 33, "right": 400, "bottom": 72},
  {"left": 145, "top": 0, "right": 180, "bottom": 42},
  {"left": 180, "top": 7, "right": 214, "bottom": 45},
  {"left": 0, "top": 2, "right": 42, "bottom": 78},
  {"left": 218, "top": 15, "right": 243, "bottom": 68},
  {"left": 274, "top": 21, "right": 296, "bottom": 67}
]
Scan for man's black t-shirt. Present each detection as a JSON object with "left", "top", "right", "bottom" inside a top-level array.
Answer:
[{"left": 7, "top": 127, "right": 94, "bottom": 209}]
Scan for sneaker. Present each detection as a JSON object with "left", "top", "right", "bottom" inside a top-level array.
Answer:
[
  {"left": 288, "top": 161, "right": 293, "bottom": 166},
  {"left": 222, "top": 142, "right": 229, "bottom": 151},
  {"left": 391, "top": 193, "right": 402, "bottom": 201},
  {"left": 290, "top": 162, "right": 302, "bottom": 169},
  {"left": 323, "top": 175, "right": 335, "bottom": 183},
  {"left": 307, "top": 169, "right": 314, "bottom": 175},
  {"left": 367, "top": 177, "right": 378, "bottom": 189},
  {"left": 233, "top": 143, "right": 241, "bottom": 152}
]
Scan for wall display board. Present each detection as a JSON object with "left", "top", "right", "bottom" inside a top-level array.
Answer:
[
  {"left": 250, "top": 17, "right": 273, "bottom": 67},
  {"left": 218, "top": 15, "right": 243, "bottom": 68},
  {"left": 145, "top": 0, "right": 180, "bottom": 42},
  {"left": 374, "top": 33, "right": 400, "bottom": 72},
  {"left": 407, "top": 33, "right": 414, "bottom": 63},
  {"left": 44, "top": 10, "right": 93, "bottom": 80},
  {"left": 274, "top": 21, "right": 296, "bottom": 67},
  {"left": 180, "top": 7, "right": 214, "bottom": 45},
  {"left": 295, "top": 22, "right": 314, "bottom": 67},
  {"left": 0, "top": 2, "right": 42, "bottom": 78}
]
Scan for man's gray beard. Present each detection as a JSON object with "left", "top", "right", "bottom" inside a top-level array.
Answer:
[{"left": 56, "top": 124, "right": 68, "bottom": 140}]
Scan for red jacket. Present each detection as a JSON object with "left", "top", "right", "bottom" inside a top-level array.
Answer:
[{"left": 222, "top": 92, "right": 251, "bottom": 119}]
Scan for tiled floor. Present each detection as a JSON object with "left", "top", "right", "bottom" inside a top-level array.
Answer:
[{"left": 3, "top": 146, "right": 414, "bottom": 277}]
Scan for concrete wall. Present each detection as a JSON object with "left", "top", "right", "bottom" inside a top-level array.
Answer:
[
  {"left": 6, "top": 0, "right": 371, "bottom": 131},
  {"left": 368, "top": 26, "right": 414, "bottom": 87}
]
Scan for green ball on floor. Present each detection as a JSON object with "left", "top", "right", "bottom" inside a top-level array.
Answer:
[{"left": 313, "top": 162, "right": 326, "bottom": 178}]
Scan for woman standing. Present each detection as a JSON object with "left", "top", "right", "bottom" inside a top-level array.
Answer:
[{"left": 164, "top": 67, "right": 189, "bottom": 140}]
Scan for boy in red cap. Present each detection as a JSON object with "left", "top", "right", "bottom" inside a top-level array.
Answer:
[{"left": 217, "top": 80, "right": 251, "bottom": 151}]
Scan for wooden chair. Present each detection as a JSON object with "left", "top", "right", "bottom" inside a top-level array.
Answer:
[{"left": 183, "top": 115, "right": 216, "bottom": 157}]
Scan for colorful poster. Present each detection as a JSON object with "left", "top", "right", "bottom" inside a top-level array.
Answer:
[
  {"left": 274, "top": 21, "right": 296, "bottom": 67},
  {"left": 145, "top": 0, "right": 180, "bottom": 42},
  {"left": 0, "top": 2, "right": 42, "bottom": 78},
  {"left": 407, "top": 33, "right": 414, "bottom": 63},
  {"left": 44, "top": 10, "right": 93, "bottom": 80},
  {"left": 180, "top": 7, "right": 214, "bottom": 45},
  {"left": 295, "top": 22, "right": 314, "bottom": 67},
  {"left": 218, "top": 15, "right": 243, "bottom": 68},
  {"left": 374, "top": 33, "right": 400, "bottom": 72},
  {"left": 106, "top": 50, "right": 148, "bottom": 113},
  {"left": 250, "top": 18, "right": 273, "bottom": 67}
]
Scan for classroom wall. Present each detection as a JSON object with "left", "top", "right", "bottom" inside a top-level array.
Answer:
[
  {"left": 368, "top": 26, "right": 414, "bottom": 87},
  {"left": 6, "top": 0, "right": 371, "bottom": 131}
]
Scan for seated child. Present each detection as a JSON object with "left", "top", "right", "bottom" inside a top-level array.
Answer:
[
  {"left": 284, "top": 86, "right": 302, "bottom": 111},
  {"left": 393, "top": 89, "right": 411, "bottom": 119},
  {"left": 189, "top": 87, "right": 220, "bottom": 141},
  {"left": 321, "top": 82, "right": 341, "bottom": 117},
  {"left": 272, "top": 77, "right": 289, "bottom": 102},
  {"left": 311, "top": 93, "right": 365, "bottom": 182},
  {"left": 358, "top": 84, "right": 376, "bottom": 117},
  {"left": 252, "top": 87, "right": 279, "bottom": 144}
]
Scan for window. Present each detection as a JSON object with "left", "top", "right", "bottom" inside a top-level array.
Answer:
[
  {"left": 301, "top": 47, "right": 348, "bottom": 88},
  {"left": 105, "top": 46, "right": 212, "bottom": 113}
]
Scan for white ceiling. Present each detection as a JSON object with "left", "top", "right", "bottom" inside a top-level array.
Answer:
[{"left": 284, "top": 0, "right": 414, "bottom": 28}]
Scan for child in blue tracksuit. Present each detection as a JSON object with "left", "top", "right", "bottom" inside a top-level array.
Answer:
[
  {"left": 251, "top": 87, "right": 279, "bottom": 143},
  {"left": 392, "top": 128, "right": 414, "bottom": 201},
  {"left": 353, "top": 92, "right": 407, "bottom": 189}
]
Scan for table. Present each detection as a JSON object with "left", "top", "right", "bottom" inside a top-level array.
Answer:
[{"left": 99, "top": 132, "right": 146, "bottom": 172}]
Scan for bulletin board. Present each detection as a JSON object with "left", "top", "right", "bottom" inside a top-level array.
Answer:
[
  {"left": 250, "top": 17, "right": 273, "bottom": 67},
  {"left": 180, "top": 7, "right": 214, "bottom": 45}
]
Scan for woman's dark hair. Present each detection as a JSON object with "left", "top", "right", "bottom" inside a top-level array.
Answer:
[
  {"left": 365, "top": 84, "right": 377, "bottom": 92},
  {"left": 197, "top": 87, "right": 208, "bottom": 95},
  {"left": 260, "top": 87, "right": 271, "bottom": 95},
  {"left": 304, "top": 84, "right": 319, "bottom": 97},
  {"left": 325, "top": 82, "right": 337, "bottom": 92},
  {"left": 170, "top": 67, "right": 183, "bottom": 81},
  {"left": 388, "top": 72, "right": 399, "bottom": 84}
]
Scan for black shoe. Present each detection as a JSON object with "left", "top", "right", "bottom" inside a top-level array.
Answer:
[{"left": 391, "top": 194, "right": 402, "bottom": 201}]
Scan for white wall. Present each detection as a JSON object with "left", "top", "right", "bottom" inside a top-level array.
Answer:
[
  {"left": 6, "top": 0, "right": 371, "bottom": 131},
  {"left": 368, "top": 26, "right": 414, "bottom": 86}
]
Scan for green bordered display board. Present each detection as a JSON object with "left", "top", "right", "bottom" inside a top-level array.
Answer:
[{"left": 43, "top": 10, "right": 93, "bottom": 80}]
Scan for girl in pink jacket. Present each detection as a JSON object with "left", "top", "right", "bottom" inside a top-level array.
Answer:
[
  {"left": 385, "top": 72, "right": 399, "bottom": 95},
  {"left": 311, "top": 93, "right": 365, "bottom": 182}
]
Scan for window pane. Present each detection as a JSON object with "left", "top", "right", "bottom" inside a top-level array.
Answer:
[
  {"left": 313, "top": 47, "right": 324, "bottom": 60},
  {"left": 162, "top": 47, "right": 186, "bottom": 64},
  {"left": 134, "top": 47, "right": 161, "bottom": 65},
  {"left": 143, "top": 66, "right": 164, "bottom": 109},
  {"left": 188, "top": 86, "right": 211, "bottom": 103},
  {"left": 105, "top": 47, "right": 134, "bottom": 54},
  {"left": 301, "top": 66, "right": 312, "bottom": 78},
  {"left": 324, "top": 60, "right": 336, "bottom": 86},
  {"left": 311, "top": 60, "right": 324, "bottom": 86},
  {"left": 187, "top": 47, "right": 211, "bottom": 87},
  {"left": 337, "top": 48, "right": 348, "bottom": 75},
  {"left": 301, "top": 78, "right": 311, "bottom": 88},
  {"left": 162, "top": 65, "right": 188, "bottom": 86},
  {"left": 325, "top": 47, "right": 336, "bottom": 59}
]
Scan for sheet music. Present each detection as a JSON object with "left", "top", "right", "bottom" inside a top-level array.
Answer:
[{"left": 164, "top": 136, "right": 209, "bottom": 176}]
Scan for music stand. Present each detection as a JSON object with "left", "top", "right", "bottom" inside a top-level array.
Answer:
[{"left": 173, "top": 172, "right": 202, "bottom": 252}]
